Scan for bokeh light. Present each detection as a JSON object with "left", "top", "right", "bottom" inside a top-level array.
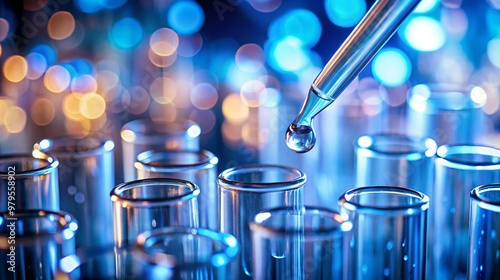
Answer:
[
  {"left": 48, "top": 11, "right": 75, "bottom": 40},
  {"left": 44, "top": 65, "right": 71, "bottom": 93},
  {"left": 269, "top": 9, "right": 322, "bottom": 47},
  {"left": 71, "top": 74, "right": 98, "bottom": 93},
  {"left": 0, "top": 18, "right": 9, "bottom": 41},
  {"left": 372, "top": 48, "right": 411, "bottom": 87},
  {"left": 268, "top": 36, "right": 309, "bottom": 72},
  {"left": 236, "top": 43, "right": 265, "bottom": 73},
  {"left": 177, "top": 33, "right": 203, "bottom": 57},
  {"left": 109, "top": 18, "right": 143, "bottom": 49},
  {"left": 3, "top": 55, "right": 28, "bottom": 83},
  {"left": 26, "top": 52, "right": 48, "bottom": 80},
  {"left": 80, "top": 93, "right": 106, "bottom": 119},
  {"left": 3, "top": 106, "right": 27, "bottom": 133},
  {"left": 191, "top": 83, "right": 218, "bottom": 110},
  {"left": 149, "top": 49, "right": 177, "bottom": 67},
  {"left": 324, "top": 0, "right": 366, "bottom": 28},
  {"left": 240, "top": 80, "right": 267, "bottom": 107},
  {"left": 400, "top": 16, "right": 446, "bottom": 51},
  {"left": 222, "top": 93, "right": 250, "bottom": 124},
  {"left": 150, "top": 77, "right": 177, "bottom": 104},
  {"left": 487, "top": 38, "right": 500, "bottom": 68},
  {"left": 31, "top": 44, "right": 57, "bottom": 67},
  {"left": 150, "top": 28, "right": 179, "bottom": 56},
  {"left": 167, "top": 1, "right": 205, "bottom": 35},
  {"left": 30, "top": 98, "right": 56, "bottom": 126},
  {"left": 189, "top": 109, "right": 215, "bottom": 134},
  {"left": 413, "top": 0, "right": 439, "bottom": 13},
  {"left": 74, "top": 0, "right": 104, "bottom": 13},
  {"left": 248, "top": 0, "right": 282, "bottom": 13}
]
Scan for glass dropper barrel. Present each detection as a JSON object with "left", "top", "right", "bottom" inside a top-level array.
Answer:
[{"left": 286, "top": 0, "right": 421, "bottom": 153}]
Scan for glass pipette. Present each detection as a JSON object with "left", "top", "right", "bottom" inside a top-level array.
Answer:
[{"left": 286, "top": 0, "right": 421, "bottom": 153}]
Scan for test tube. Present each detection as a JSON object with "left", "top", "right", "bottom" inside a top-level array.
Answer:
[
  {"left": 467, "top": 184, "right": 500, "bottom": 280},
  {"left": 218, "top": 164, "right": 305, "bottom": 279},
  {"left": 250, "top": 206, "right": 352, "bottom": 280},
  {"left": 135, "top": 149, "right": 219, "bottom": 230},
  {"left": 406, "top": 84, "right": 487, "bottom": 146},
  {"left": 0, "top": 153, "right": 60, "bottom": 211},
  {"left": 0, "top": 209, "right": 78, "bottom": 280},
  {"left": 135, "top": 227, "right": 239, "bottom": 280},
  {"left": 33, "top": 135, "right": 115, "bottom": 248},
  {"left": 121, "top": 118, "right": 201, "bottom": 182},
  {"left": 431, "top": 145, "right": 500, "bottom": 279},
  {"left": 339, "top": 186, "right": 429, "bottom": 280},
  {"left": 355, "top": 133, "right": 437, "bottom": 195},
  {"left": 111, "top": 178, "right": 200, "bottom": 247}
]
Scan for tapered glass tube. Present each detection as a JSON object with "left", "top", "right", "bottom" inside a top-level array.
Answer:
[
  {"left": 355, "top": 133, "right": 437, "bottom": 195},
  {"left": 250, "top": 206, "right": 352, "bottom": 280},
  {"left": 0, "top": 210, "right": 78, "bottom": 279},
  {"left": 339, "top": 186, "right": 429, "bottom": 280},
  {"left": 135, "top": 227, "right": 239, "bottom": 280},
  {"left": 0, "top": 153, "right": 59, "bottom": 211},
  {"left": 33, "top": 135, "right": 115, "bottom": 248},
  {"left": 407, "top": 84, "right": 487, "bottom": 146},
  {"left": 135, "top": 149, "right": 218, "bottom": 230},
  {"left": 432, "top": 145, "right": 500, "bottom": 279},
  {"left": 218, "top": 164, "right": 305, "bottom": 279},
  {"left": 121, "top": 118, "right": 201, "bottom": 182},
  {"left": 467, "top": 184, "right": 500, "bottom": 280},
  {"left": 57, "top": 245, "right": 170, "bottom": 279},
  {"left": 111, "top": 178, "right": 200, "bottom": 247}
]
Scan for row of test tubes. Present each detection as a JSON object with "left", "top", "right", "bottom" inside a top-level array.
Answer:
[{"left": 1, "top": 83, "right": 500, "bottom": 279}]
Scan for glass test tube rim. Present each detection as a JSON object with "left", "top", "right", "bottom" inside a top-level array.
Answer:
[
  {"left": 135, "top": 149, "right": 218, "bottom": 173},
  {"left": 135, "top": 226, "right": 239, "bottom": 269},
  {"left": 408, "top": 83, "right": 486, "bottom": 113},
  {"left": 0, "top": 153, "right": 59, "bottom": 178},
  {"left": 250, "top": 206, "right": 352, "bottom": 239},
  {"left": 339, "top": 186, "right": 430, "bottom": 216},
  {"left": 0, "top": 209, "right": 78, "bottom": 244},
  {"left": 34, "top": 134, "right": 115, "bottom": 157},
  {"left": 121, "top": 118, "right": 201, "bottom": 144},
  {"left": 470, "top": 183, "right": 500, "bottom": 211},
  {"left": 435, "top": 144, "right": 500, "bottom": 170},
  {"left": 217, "top": 164, "right": 307, "bottom": 193},
  {"left": 110, "top": 178, "right": 200, "bottom": 207},
  {"left": 356, "top": 133, "right": 437, "bottom": 159}
]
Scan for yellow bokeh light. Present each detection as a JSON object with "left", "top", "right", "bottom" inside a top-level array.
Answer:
[
  {"left": 3, "top": 106, "right": 27, "bottom": 133},
  {"left": 0, "top": 45, "right": 2, "bottom": 57},
  {"left": 222, "top": 93, "right": 249, "bottom": 123},
  {"left": 150, "top": 77, "right": 177, "bottom": 104},
  {"left": 80, "top": 93, "right": 106, "bottom": 119},
  {"left": 150, "top": 28, "right": 179, "bottom": 56},
  {"left": 48, "top": 11, "right": 75, "bottom": 40},
  {"left": 3, "top": 55, "right": 28, "bottom": 83},
  {"left": 44, "top": 65, "right": 71, "bottom": 93},
  {"left": 63, "top": 93, "right": 84, "bottom": 120},
  {"left": 30, "top": 98, "right": 56, "bottom": 126}
]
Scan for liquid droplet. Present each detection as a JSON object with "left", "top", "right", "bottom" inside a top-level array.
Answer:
[{"left": 285, "top": 123, "right": 316, "bottom": 153}]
